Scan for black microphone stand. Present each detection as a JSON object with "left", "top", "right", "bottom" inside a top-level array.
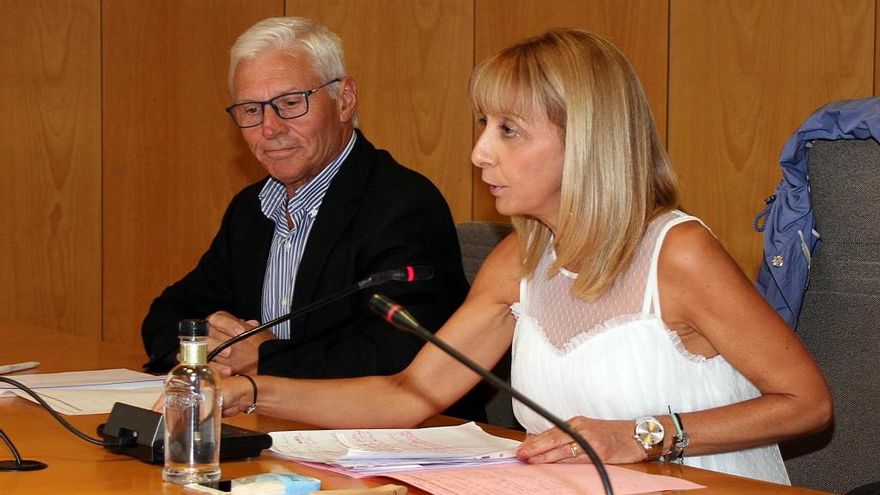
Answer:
[
  {"left": 369, "top": 293, "right": 614, "bottom": 495},
  {"left": 142, "top": 266, "right": 434, "bottom": 369},
  {"left": 0, "top": 376, "right": 136, "bottom": 471},
  {"left": 206, "top": 266, "right": 433, "bottom": 362},
  {"left": 206, "top": 284, "right": 360, "bottom": 362},
  {"left": 0, "top": 429, "right": 46, "bottom": 472}
]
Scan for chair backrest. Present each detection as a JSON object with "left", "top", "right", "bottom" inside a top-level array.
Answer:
[
  {"left": 781, "top": 138, "right": 880, "bottom": 493},
  {"left": 454, "top": 221, "right": 520, "bottom": 429},
  {"left": 456, "top": 221, "right": 514, "bottom": 284}
]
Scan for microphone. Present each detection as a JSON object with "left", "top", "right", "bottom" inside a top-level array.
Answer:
[
  {"left": 204, "top": 266, "right": 433, "bottom": 363},
  {"left": 369, "top": 293, "right": 615, "bottom": 495}
]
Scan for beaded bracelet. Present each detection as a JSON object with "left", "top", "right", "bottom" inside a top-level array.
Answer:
[{"left": 665, "top": 406, "right": 689, "bottom": 462}]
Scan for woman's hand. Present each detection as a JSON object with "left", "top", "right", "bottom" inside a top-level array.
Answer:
[{"left": 516, "top": 416, "right": 647, "bottom": 465}]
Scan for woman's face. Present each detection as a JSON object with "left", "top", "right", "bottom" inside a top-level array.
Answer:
[{"left": 471, "top": 108, "right": 565, "bottom": 230}]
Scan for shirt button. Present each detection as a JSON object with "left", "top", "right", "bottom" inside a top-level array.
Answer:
[
  {"left": 281, "top": 298, "right": 288, "bottom": 306},
  {"left": 284, "top": 240, "right": 292, "bottom": 251}
]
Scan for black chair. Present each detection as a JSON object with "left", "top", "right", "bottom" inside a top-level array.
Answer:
[
  {"left": 847, "top": 482, "right": 880, "bottom": 495},
  {"left": 454, "top": 221, "right": 520, "bottom": 429},
  {"left": 456, "top": 221, "right": 514, "bottom": 284},
  {"left": 781, "top": 138, "right": 880, "bottom": 493}
]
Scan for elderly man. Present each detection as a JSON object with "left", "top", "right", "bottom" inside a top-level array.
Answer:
[{"left": 142, "top": 18, "right": 469, "bottom": 390}]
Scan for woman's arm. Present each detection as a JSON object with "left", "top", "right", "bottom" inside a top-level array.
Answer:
[
  {"left": 653, "top": 220, "right": 832, "bottom": 455},
  {"left": 517, "top": 221, "right": 831, "bottom": 464},
  {"left": 222, "top": 234, "right": 523, "bottom": 429}
]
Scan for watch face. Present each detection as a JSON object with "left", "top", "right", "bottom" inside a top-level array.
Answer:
[{"left": 635, "top": 417, "right": 664, "bottom": 446}]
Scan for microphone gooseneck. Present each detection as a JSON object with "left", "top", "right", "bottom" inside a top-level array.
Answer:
[
  {"left": 0, "top": 428, "right": 45, "bottom": 472},
  {"left": 369, "top": 293, "right": 615, "bottom": 495},
  {"left": 204, "top": 266, "right": 434, "bottom": 363}
]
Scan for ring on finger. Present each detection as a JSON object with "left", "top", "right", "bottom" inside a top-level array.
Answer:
[{"left": 569, "top": 443, "right": 579, "bottom": 458}]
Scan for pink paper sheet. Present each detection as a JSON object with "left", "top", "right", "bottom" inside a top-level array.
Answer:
[{"left": 381, "top": 463, "right": 704, "bottom": 495}]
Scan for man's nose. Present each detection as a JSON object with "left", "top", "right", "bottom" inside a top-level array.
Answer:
[{"left": 260, "top": 104, "right": 286, "bottom": 137}]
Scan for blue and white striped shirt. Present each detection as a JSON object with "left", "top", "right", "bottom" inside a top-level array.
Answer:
[{"left": 259, "top": 133, "right": 356, "bottom": 339}]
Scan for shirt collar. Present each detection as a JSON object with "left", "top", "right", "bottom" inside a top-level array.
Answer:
[{"left": 258, "top": 132, "right": 357, "bottom": 221}]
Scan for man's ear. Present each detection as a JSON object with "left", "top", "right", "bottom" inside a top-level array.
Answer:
[{"left": 336, "top": 76, "right": 358, "bottom": 123}]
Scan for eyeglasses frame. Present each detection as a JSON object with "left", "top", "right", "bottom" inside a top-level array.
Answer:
[{"left": 225, "top": 78, "right": 342, "bottom": 128}]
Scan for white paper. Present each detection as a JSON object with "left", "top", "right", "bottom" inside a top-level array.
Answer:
[
  {"left": 269, "top": 422, "right": 522, "bottom": 474},
  {"left": 0, "top": 368, "right": 163, "bottom": 396},
  {"left": 11, "top": 385, "right": 164, "bottom": 415},
  {"left": 0, "top": 368, "right": 165, "bottom": 415}
]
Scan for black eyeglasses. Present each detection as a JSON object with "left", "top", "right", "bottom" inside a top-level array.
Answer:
[{"left": 225, "top": 78, "right": 341, "bottom": 128}]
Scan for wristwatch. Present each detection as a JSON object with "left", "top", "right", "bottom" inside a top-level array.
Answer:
[{"left": 633, "top": 416, "right": 664, "bottom": 461}]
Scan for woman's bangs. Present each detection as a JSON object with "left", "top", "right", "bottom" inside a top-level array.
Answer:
[{"left": 470, "top": 54, "right": 545, "bottom": 120}]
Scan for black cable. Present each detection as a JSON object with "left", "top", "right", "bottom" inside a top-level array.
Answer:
[
  {"left": 0, "top": 429, "right": 23, "bottom": 463},
  {"left": 0, "top": 377, "right": 132, "bottom": 448}
]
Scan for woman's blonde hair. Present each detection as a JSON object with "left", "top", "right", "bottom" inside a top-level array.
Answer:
[{"left": 470, "top": 28, "right": 679, "bottom": 298}]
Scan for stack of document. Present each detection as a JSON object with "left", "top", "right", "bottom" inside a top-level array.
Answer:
[
  {"left": 269, "top": 422, "right": 522, "bottom": 475},
  {"left": 0, "top": 368, "right": 164, "bottom": 415}
]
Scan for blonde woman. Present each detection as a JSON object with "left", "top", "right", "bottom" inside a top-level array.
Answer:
[{"left": 219, "top": 29, "right": 831, "bottom": 484}]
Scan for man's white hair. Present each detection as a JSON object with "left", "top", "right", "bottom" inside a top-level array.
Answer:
[{"left": 229, "top": 17, "right": 346, "bottom": 98}]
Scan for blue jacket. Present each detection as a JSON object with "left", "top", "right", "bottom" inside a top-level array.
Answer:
[{"left": 755, "top": 97, "right": 880, "bottom": 327}]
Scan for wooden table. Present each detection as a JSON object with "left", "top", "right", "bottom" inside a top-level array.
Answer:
[{"left": 0, "top": 329, "right": 836, "bottom": 494}]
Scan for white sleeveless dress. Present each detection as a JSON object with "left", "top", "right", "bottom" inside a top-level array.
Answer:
[{"left": 510, "top": 211, "right": 790, "bottom": 484}]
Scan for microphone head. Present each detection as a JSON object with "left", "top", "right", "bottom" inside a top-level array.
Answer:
[
  {"left": 369, "top": 293, "right": 421, "bottom": 333},
  {"left": 393, "top": 266, "right": 434, "bottom": 282},
  {"left": 358, "top": 266, "right": 434, "bottom": 289},
  {"left": 369, "top": 293, "right": 398, "bottom": 323}
]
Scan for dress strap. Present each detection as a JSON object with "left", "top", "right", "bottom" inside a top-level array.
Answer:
[{"left": 641, "top": 212, "right": 706, "bottom": 316}]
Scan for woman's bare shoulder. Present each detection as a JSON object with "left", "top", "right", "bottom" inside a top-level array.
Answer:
[{"left": 469, "top": 232, "right": 522, "bottom": 305}]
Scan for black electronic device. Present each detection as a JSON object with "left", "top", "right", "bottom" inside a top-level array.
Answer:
[{"left": 97, "top": 402, "right": 272, "bottom": 464}]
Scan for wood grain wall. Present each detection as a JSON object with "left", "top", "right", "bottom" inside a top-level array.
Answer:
[
  {"left": 2, "top": 0, "right": 877, "bottom": 346},
  {"left": 669, "top": 0, "right": 875, "bottom": 274}
]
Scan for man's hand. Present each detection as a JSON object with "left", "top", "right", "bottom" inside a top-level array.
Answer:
[{"left": 206, "top": 311, "right": 275, "bottom": 376}]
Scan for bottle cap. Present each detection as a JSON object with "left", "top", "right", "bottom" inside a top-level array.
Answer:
[{"left": 178, "top": 319, "right": 209, "bottom": 337}]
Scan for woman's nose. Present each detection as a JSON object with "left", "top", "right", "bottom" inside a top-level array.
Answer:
[{"left": 471, "top": 131, "right": 494, "bottom": 169}]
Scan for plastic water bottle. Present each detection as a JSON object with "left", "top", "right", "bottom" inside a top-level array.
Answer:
[{"left": 162, "top": 319, "right": 221, "bottom": 484}]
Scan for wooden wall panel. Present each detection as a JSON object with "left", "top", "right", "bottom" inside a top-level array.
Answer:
[
  {"left": 0, "top": 1, "right": 101, "bottom": 337},
  {"left": 473, "top": 0, "right": 670, "bottom": 221},
  {"left": 102, "top": 0, "right": 280, "bottom": 346},
  {"left": 877, "top": 0, "right": 880, "bottom": 96},
  {"left": 669, "top": 0, "right": 874, "bottom": 277},
  {"left": 7, "top": 1, "right": 880, "bottom": 347},
  {"left": 286, "top": 0, "right": 475, "bottom": 222}
]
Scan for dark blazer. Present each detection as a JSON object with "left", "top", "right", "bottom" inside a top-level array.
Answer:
[{"left": 142, "top": 132, "right": 469, "bottom": 381}]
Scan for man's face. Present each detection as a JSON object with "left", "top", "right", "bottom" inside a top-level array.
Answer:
[{"left": 232, "top": 50, "right": 356, "bottom": 196}]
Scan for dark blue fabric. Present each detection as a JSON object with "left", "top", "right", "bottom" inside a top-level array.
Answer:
[{"left": 756, "top": 97, "right": 880, "bottom": 327}]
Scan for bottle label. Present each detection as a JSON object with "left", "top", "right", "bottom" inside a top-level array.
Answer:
[
  {"left": 180, "top": 342, "right": 207, "bottom": 364},
  {"left": 165, "top": 390, "right": 205, "bottom": 409}
]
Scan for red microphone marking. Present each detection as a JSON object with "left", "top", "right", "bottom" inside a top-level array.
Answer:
[
  {"left": 384, "top": 304, "right": 402, "bottom": 323},
  {"left": 406, "top": 266, "right": 415, "bottom": 282}
]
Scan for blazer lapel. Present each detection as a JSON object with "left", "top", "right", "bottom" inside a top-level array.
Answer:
[{"left": 291, "top": 131, "right": 374, "bottom": 310}]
